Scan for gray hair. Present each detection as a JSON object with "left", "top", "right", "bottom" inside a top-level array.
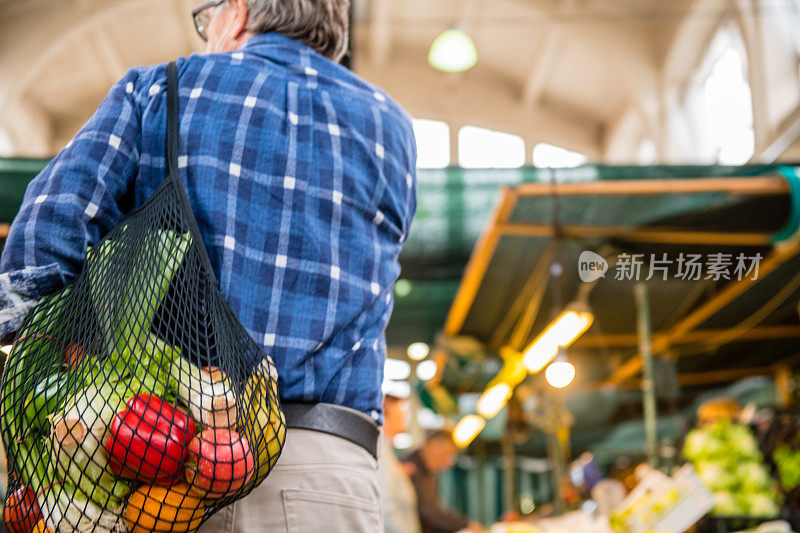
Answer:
[{"left": 244, "top": 0, "right": 350, "bottom": 62}]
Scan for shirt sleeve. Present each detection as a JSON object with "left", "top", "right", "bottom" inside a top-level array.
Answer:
[{"left": 0, "top": 69, "right": 142, "bottom": 340}]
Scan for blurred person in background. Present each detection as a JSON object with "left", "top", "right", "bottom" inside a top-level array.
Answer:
[
  {"left": 380, "top": 394, "right": 422, "bottom": 533},
  {"left": 0, "top": 0, "right": 417, "bottom": 531},
  {"left": 404, "top": 430, "right": 487, "bottom": 533}
]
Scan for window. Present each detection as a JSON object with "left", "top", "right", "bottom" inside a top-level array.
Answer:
[
  {"left": 703, "top": 49, "right": 754, "bottom": 164},
  {"left": 458, "top": 126, "right": 525, "bottom": 168},
  {"left": 412, "top": 119, "right": 450, "bottom": 168},
  {"left": 687, "top": 23, "right": 754, "bottom": 165},
  {"left": 790, "top": 1, "right": 800, "bottom": 53},
  {"left": 532, "top": 143, "right": 587, "bottom": 168},
  {"left": 636, "top": 138, "right": 657, "bottom": 165},
  {"left": 0, "top": 129, "right": 12, "bottom": 157}
]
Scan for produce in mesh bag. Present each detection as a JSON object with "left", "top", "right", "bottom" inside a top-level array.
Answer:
[
  {"left": 185, "top": 428, "right": 255, "bottom": 498},
  {"left": 3, "top": 485, "right": 42, "bottom": 533},
  {"left": 125, "top": 484, "right": 204, "bottom": 533},
  {"left": 683, "top": 419, "right": 781, "bottom": 518},
  {"left": 0, "top": 62, "right": 286, "bottom": 532}
]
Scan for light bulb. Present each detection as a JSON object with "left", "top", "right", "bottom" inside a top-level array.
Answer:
[
  {"left": 453, "top": 414, "right": 485, "bottom": 448},
  {"left": 546, "top": 361, "right": 575, "bottom": 388},
  {"left": 476, "top": 383, "right": 512, "bottom": 419},
  {"left": 395, "top": 279, "right": 413, "bottom": 297},
  {"left": 382, "top": 379, "right": 411, "bottom": 399},
  {"left": 416, "top": 360, "right": 438, "bottom": 381},
  {"left": 384, "top": 359, "right": 411, "bottom": 381},
  {"left": 393, "top": 433, "right": 414, "bottom": 450},
  {"left": 407, "top": 342, "right": 430, "bottom": 361},
  {"left": 428, "top": 29, "right": 478, "bottom": 73}
]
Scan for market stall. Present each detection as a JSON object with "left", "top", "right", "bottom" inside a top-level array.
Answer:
[{"left": 426, "top": 164, "right": 800, "bottom": 532}]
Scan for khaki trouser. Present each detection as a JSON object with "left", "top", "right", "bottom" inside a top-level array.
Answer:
[{"left": 199, "top": 428, "right": 382, "bottom": 532}]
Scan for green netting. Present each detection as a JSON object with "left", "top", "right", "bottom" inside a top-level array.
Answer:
[
  {"left": 590, "top": 416, "right": 684, "bottom": 467},
  {"left": 402, "top": 164, "right": 783, "bottom": 280},
  {"left": 0, "top": 158, "right": 48, "bottom": 224}
]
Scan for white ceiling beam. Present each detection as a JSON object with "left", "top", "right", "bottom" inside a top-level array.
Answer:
[
  {"left": 369, "top": 0, "right": 393, "bottom": 67},
  {"left": 660, "top": 0, "right": 726, "bottom": 85},
  {"left": 520, "top": 25, "right": 562, "bottom": 107},
  {"left": 731, "top": 0, "right": 770, "bottom": 155},
  {"left": 520, "top": 0, "right": 578, "bottom": 107},
  {"left": 0, "top": 0, "right": 166, "bottom": 127},
  {"left": 457, "top": 0, "right": 483, "bottom": 32},
  {"left": 90, "top": 26, "right": 127, "bottom": 83},
  {"left": 358, "top": 48, "right": 604, "bottom": 157},
  {"left": 4, "top": 96, "right": 53, "bottom": 157}
]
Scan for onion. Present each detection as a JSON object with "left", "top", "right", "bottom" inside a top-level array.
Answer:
[
  {"left": 39, "top": 487, "right": 127, "bottom": 533},
  {"left": 49, "top": 383, "right": 130, "bottom": 508},
  {"left": 169, "top": 356, "right": 237, "bottom": 428}
]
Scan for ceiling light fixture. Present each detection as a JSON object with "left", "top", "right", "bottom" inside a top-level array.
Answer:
[
  {"left": 546, "top": 359, "right": 576, "bottom": 389},
  {"left": 522, "top": 308, "right": 593, "bottom": 373},
  {"left": 416, "top": 359, "right": 439, "bottom": 381},
  {"left": 476, "top": 382, "right": 513, "bottom": 419},
  {"left": 428, "top": 29, "right": 478, "bottom": 73},
  {"left": 452, "top": 414, "right": 485, "bottom": 448},
  {"left": 407, "top": 341, "right": 430, "bottom": 361}
]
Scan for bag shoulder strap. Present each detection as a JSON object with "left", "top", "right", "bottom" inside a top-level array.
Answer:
[
  {"left": 166, "top": 61, "right": 180, "bottom": 181},
  {"left": 164, "top": 61, "right": 220, "bottom": 287}
]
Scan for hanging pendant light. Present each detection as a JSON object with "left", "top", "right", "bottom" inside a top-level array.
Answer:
[
  {"left": 428, "top": 29, "right": 478, "bottom": 73},
  {"left": 522, "top": 307, "right": 593, "bottom": 373},
  {"left": 546, "top": 355, "right": 576, "bottom": 389},
  {"left": 452, "top": 414, "right": 485, "bottom": 447}
]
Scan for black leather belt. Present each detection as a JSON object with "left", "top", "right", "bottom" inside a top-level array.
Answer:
[{"left": 282, "top": 402, "right": 380, "bottom": 459}]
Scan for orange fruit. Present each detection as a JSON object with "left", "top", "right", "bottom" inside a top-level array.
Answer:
[
  {"left": 31, "top": 519, "right": 53, "bottom": 533},
  {"left": 63, "top": 342, "right": 85, "bottom": 370},
  {"left": 125, "top": 483, "right": 204, "bottom": 533}
]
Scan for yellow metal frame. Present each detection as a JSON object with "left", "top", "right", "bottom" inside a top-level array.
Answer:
[{"left": 443, "top": 176, "right": 798, "bottom": 388}]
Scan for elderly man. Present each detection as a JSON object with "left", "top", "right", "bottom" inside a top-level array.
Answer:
[{"left": 0, "top": 0, "right": 416, "bottom": 531}]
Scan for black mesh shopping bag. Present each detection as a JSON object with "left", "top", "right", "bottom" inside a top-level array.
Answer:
[{"left": 0, "top": 62, "right": 285, "bottom": 533}]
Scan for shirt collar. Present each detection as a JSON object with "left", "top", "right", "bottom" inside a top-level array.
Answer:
[{"left": 241, "top": 32, "right": 306, "bottom": 51}]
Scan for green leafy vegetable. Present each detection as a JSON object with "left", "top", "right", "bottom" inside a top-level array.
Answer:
[{"left": 683, "top": 420, "right": 781, "bottom": 518}]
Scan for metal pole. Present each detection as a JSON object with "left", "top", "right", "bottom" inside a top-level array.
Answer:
[
  {"left": 546, "top": 429, "right": 565, "bottom": 512},
  {"left": 545, "top": 394, "right": 566, "bottom": 512},
  {"left": 501, "top": 436, "right": 517, "bottom": 514},
  {"left": 635, "top": 282, "right": 658, "bottom": 467}
]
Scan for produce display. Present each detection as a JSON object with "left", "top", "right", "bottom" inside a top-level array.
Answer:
[
  {"left": 773, "top": 447, "right": 800, "bottom": 492},
  {"left": 1, "top": 228, "right": 286, "bottom": 532},
  {"left": 762, "top": 412, "right": 800, "bottom": 494},
  {"left": 683, "top": 420, "right": 781, "bottom": 519},
  {"left": 608, "top": 464, "right": 713, "bottom": 533}
]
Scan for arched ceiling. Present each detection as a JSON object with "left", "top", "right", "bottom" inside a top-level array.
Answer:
[{"left": 0, "top": 0, "right": 724, "bottom": 159}]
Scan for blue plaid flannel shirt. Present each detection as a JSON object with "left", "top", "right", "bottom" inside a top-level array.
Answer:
[{"left": 0, "top": 33, "right": 417, "bottom": 421}]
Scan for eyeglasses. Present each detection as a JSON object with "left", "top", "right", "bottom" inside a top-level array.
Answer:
[{"left": 192, "top": 0, "right": 225, "bottom": 42}]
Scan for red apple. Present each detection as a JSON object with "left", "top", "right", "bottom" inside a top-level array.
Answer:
[
  {"left": 185, "top": 428, "right": 255, "bottom": 498},
  {"left": 4, "top": 486, "right": 41, "bottom": 533}
]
